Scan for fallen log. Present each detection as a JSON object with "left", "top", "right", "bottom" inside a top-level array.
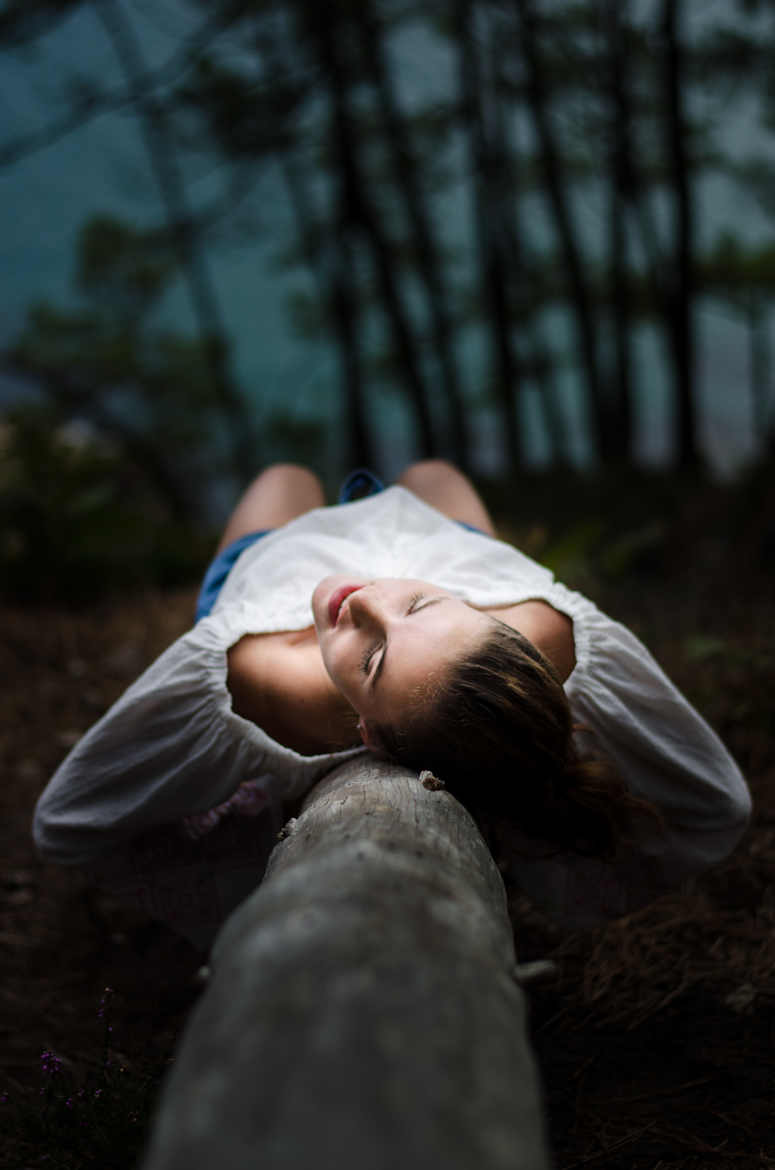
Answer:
[{"left": 140, "top": 757, "right": 552, "bottom": 1170}]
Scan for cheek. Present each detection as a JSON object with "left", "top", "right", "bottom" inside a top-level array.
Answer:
[
  {"left": 318, "top": 633, "right": 356, "bottom": 693},
  {"left": 318, "top": 640, "right": 339, "bottom": 683}
]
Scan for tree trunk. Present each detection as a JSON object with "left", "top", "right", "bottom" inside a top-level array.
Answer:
[
  {"left": 358, "top": 1, "right": 471, "bottom": 470},
  {"left": 661, "top": 0, "right": 700, "bottom": 470},
  {"left": 281, "top": 148, "right": 374, "bottom": 470},
  {"left": 307, "top": 5, "right": 437, "bottom": 459},
  {"left": 530, "top": 344, "right": 571, "bottom": 467},
  {"left": 605, "top": 0, "right": 635, "bottom": 462},
  {"left": 140, "top": 757, "right": 552, "bottom": 1170},
  {"left": 256, "top": 21, "right": 374, "bottom": 471},
  {"left": 514, "top": 0, "right": 609, "bottom": 463},
  {"left": 457, "top": 0, "right": 524, "bottom": 472},
  {"left": 747, "top": 296, "right": 771, "bottom": 454}
]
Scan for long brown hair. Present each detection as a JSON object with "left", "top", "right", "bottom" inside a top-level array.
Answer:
[{"left": 373, "top": 623, "right": 658, "bottom": 859}]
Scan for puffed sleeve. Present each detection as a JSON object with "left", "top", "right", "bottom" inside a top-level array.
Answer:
[
  {"left": 32, "top": 616, "right": 276, "bottom": 865},
  {"left": 506, "top": 589, "right": 751, "bottom": 929}
]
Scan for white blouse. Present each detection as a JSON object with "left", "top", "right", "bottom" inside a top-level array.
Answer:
[{"left": 33, "top": 487, "right": 751, "bottom": 947}]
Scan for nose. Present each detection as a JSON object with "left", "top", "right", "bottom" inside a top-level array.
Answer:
[{"left": 346, "top": 587, "right": 383, "bottom": 628}]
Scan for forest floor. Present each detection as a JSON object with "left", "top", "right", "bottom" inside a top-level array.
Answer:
[{"left": 1, "top": 469, "right": 774, "bottom": 1169}]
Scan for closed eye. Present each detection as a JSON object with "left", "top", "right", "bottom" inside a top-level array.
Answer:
[
  {"left": 360, "top": 642, "right": 381, "bottom": 675},
  {"left": 361, "top": 594, "right": 426, "bottom": 675},
  {"left": 368, "top": 594, "right": 446, "bottom": 689}
]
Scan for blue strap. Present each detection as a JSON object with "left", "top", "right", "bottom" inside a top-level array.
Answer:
[{"left": 338, "top": 468, "right": 385, "bottom": 503}]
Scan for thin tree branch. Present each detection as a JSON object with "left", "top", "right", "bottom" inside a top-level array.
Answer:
[
  {"left": 0, "top": 0, "right": 252, "bottom": 169},
  {"left": 92, "top": 0, "right": 257, "bottom": 479}
]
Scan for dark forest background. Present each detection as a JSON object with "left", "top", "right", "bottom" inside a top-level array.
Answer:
[
  {"left": 1, "top": 0, "right": 775, "bottom": 599},
  {"left": 2, "top": 5, "right": 775, "bottom": 1169}
]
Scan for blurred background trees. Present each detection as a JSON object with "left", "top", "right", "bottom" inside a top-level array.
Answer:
[{"left": 1, "top": 0, "right": 774, "bottom": 597}]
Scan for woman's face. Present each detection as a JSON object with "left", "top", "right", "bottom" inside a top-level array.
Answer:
[{"left": 311, "top": 576, "right": 493, "bottom": 732}]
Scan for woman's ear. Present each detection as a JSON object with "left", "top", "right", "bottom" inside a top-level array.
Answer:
[{"left": 357, "top": 717, "right": 382, "bottom": 752}]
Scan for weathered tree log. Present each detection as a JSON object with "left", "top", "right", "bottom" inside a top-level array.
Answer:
[{"left": 140, "top": 758, "right": 552, "bottom": 1170}]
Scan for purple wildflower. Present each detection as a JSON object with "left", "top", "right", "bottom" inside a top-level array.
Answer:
[
  {"left": 97, "top": 986, "right": 114, "bottom": 1020},
  {"left": 40, "top": 1050, "right": 63, "bottom": 1076}
]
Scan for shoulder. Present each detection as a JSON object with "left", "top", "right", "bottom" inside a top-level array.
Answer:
[
  {"left": 489, "top": 599, "right": 577, "bottom": 684},
  {"left": 227, "top": 629, "right": 318, "bottom": 717}
]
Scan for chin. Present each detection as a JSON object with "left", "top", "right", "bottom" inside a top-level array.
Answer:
[{"left": 311, "top": 575, "right": 340, "bottom": 630}]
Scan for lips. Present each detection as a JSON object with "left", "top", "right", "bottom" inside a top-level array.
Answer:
[{"left": 328, "top": 584, "right": 364, "bottom": 627}]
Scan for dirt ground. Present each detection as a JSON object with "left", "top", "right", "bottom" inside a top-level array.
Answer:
[{"left": 1, "top": 520, "right": 774, "bottom": 1168}]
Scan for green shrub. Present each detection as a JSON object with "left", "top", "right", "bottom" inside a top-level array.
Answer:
[{"left": 0, "top": 408, "right": 209, "bottom": 603}]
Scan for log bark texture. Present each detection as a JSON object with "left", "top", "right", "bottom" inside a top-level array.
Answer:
[{"left": 141, "top": 758, "right": 552, "bottom": 1170}]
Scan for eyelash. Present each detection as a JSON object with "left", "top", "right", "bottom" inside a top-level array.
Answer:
[{"left": 359, "top": 592, "right": 425, "bottom": 675}]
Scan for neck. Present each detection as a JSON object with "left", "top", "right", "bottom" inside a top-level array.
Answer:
[
  {"left": 265, "top": 677, "right": 360, "bottom": 756},
  {"left": 228, "top": 631, "right": 360, "bottom": 755}
]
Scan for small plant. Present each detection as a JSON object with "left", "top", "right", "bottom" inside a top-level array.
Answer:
[{"left": 0, "top": 988, "right": 174, "bottom": 1170}]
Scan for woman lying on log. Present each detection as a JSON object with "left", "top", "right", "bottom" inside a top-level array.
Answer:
[{"left": 33, "top": 461, "right": 751, "bottom": 949}]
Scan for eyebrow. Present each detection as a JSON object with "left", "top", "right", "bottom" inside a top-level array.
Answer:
[{"left": 370, "top": 596, "right": 446, "bottom": 691}]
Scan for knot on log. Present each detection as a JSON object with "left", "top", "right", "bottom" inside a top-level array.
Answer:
[{"left": 419, "top": 769, "right": 445, "bottom": 791}]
